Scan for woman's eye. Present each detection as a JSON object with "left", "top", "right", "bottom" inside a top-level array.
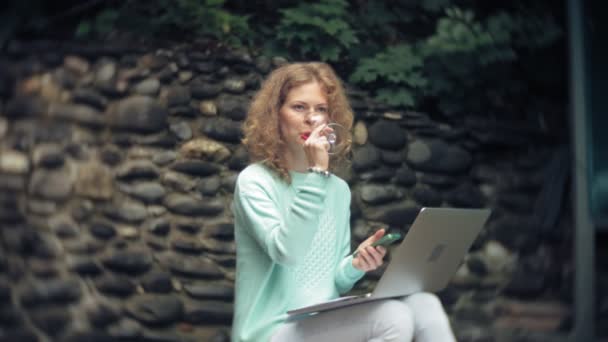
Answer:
[
  {"left": 317, "top": 107, "right": 328, "bottom": 113},
  {"left": 293, "top": 105, "right": 306, "bottom": 111}
]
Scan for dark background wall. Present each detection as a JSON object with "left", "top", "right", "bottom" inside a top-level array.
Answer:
[{"left": 0, "top": 42, "right": 573, "bottom": 341}]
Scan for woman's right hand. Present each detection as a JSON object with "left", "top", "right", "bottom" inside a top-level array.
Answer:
[
  {"left": 303, "top": 123, "right": 332, "bottom": 171},
  {"left": 353, "top": 229, "right": 387, "bottom": 272}
]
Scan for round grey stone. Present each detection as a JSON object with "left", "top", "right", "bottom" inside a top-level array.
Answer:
[
  {"left": 122, "top": 182, "right": 166, "bottom": 203},
  {"left": 100, "top": 144, "right": 123, "bottom": 166},
  {"left": 197, "top": 175, "right": 222, "bottom": 196},
  {"left": 171, "top": 237, "right": 205, "bottom": 254},
  {"left": 359, "top": 184, "right": 402, "bottom": 205},
  {"left": 420, "top": 174, "right": 459, "bottom": 188},
  {"left": 152, "top": 150, "right": 177, "bottom": 166},
  {"left": 19, "top": 278, "right": 82, "bottom": 307},
  {"left": 191, "top": 81, "right": 222, "bottom": 99},
  {"left": 170, "top": 160, "right": 220, "bottom": 177},
  {"left": 164, "top": 193, "right": 224, "bottom": 216},
  {"left": 95, "top": 274, "right": 136, "bottom": 297},
  {"left": 162, "top": 171, "right": 197, "bottom": 192},
  {"left": 412, "top": 184, "right": 443, "bottom": 206},
  {"left": 255, "top": 55, "right": 272, "bottom": 73},
  {"left": 184, "top": 283, "right": 233, "bottom": 300},
  {"left": 223, "top": 78, "right": 246, "bottom": 94},
  {"left": 368, "top": 120, "right": 407, "bottom": 150},
  {"left": 108, "top": 318, "right": 143, "bottom": 339},
  {"left": 363, "top": 202, "right": 420, "bottom": 227},
  {"left": 359, "top": 166, "right": 395, "bottom": 182},
  {"left": 49, "top": 215, "right": 80, "bottom": 238},
  {"left": 101, "top": 249, "right": 153, "bottom": 274},
  {"left": 381, "top": 149, "right": 405, "bottom": 166},
  {"left": 445, "top": 183, "right": 485, "bottom": 208},
  {"left": 168, "top": 105, "right": 195, "bottom": 118},
  {"left": 201, "top": 117, "right": 243, "bottom": 143},
  {"left": 74, "top": 161, "right": 114, "bottom": 200},
  {"left": 29, "top": 307, "right": 70, "bottom": 337},
  {"left": 85, "top": 298, "right": 122, "bottom": 327},
  {"left": 221, "top": 172, "right": 238, "bottom": 192},
  {"left": 67, "top": 256, "right": 102, "bottom": 276},
  {"left": 165, "top": 85, "right": 191, "bottom": 106},
  {"left": 49, "top": 103, "right": 104, "bottom": 127},
  {"left": 393, "top": 166, "right": 417, "bottom": 187},
  {"left": 183, "top": 301, "right": 233, "bottom": 324},
  {"left": 0, "top": 150, "right": 30, "bottom": 174},
  {"left": 29, "top": 166, "right": 76, "bottom": 200},
  {"left": 169, "top": 122, "right": 192, "bottom": 141},
  {"left": 110, "top": 96, "right": 168, "bottom": 133},
  {"left": 141, "top": 271, "right": 173, "bottom": 293},
  {"left": 161, "top": 254, "right": 223, "bottom": 278},
  {"left": 406, "top": 140, "right": 432, "bottom": 164},
  {"left": 147, "top": 217, "right": 171, "bottom": 236},
  {"left": 193, "top": 61, "right": 217, "bottom": 73},
  {"left": 406, "top": 139, "right": 472, "bottom": 173},
  {"left": 175, "top": 220, "right": 202, "bottom": 234},
  {"left": 352, "top": 144, "right": 381, "bottom": 172},
  {"left": 217, "top": 94, "right": 247, "bottom": 120},
  {"left": 95, "top": 61, "right": 117, "bottom": 85},
  {"left": 116, "top": 160, "right": 159, "bottom": 180},
  {"left": 72, "top": 88, "right": 108, "bottom": 110},
  {"left": 32, "top": 143, "right": 64, "bottom": 168},
  {"left": 103, "top": 200, "right": 147, "bottom": 223},
  {"left": 0, "top": 117, "right": 7, "bottom": 140},
  {"left": 228, "top": 146, "right": 249, "bottom": 171},
  {"left": 201, "top": 238, "right": 236, "bottom": 254},
  {"left": 5, "top": 96, "right": 47, "bottom": 118},
  {"left": 205, "top": 222, "right": 235, "bottom": 240},
  {"left": 126, "top": 294, "right": 183, "bottom": 326},
  {"left": 133, "top": 78, "right": 161, "bottom": 96},
  {"left": 89, "top": 219, "right": 116, "bottom": 240}
]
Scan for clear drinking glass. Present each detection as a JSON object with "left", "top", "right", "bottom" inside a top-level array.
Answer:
[{"left": 321, "top": 122, "right": 348, "bottom": 155}]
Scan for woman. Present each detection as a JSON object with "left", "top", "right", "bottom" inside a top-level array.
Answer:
[{"left": 231, "top": 62, "right": 456, "bottom": 342}]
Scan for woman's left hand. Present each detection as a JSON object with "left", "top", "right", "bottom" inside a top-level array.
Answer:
[{"left": 352, "top": 229, "right": 387, "bottom": 272}]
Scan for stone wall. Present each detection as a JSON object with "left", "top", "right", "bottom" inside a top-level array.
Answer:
[{"left": 0, "top": 42, "right": 572, "bottom": 341}]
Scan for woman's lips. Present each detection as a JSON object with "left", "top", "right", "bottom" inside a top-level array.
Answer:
[{"left": 300, "top": 133, "right": 311, "bottom": 140}]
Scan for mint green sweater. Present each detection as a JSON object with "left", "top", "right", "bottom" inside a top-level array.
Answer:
[{"left": 231, "top": 163, "right": 365, "bottom": 342}]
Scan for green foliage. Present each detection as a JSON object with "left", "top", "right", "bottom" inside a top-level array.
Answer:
[
  {"left": 273, "top": 0, "right": 358, "bottom": 61},
  {"left": 351, "top": 45, "right": 426, "bottom": 107},
  {"left": 75, "top": 0, "right": 251, "bottom": 46},
  {"left": 420, "top": 0, "right": 452, "bottom": 13},
  {"left": 421, "top": 7, "right": 561, "bottom": 116},
  {"left": 348, "top": 5, "right": 563, "bottom": 115},
  {"left": 5, "top": 0, "right": 564, "bottom": 120},
  {"left": 76, "top": 9, "right": 119, "bottom": 38}
]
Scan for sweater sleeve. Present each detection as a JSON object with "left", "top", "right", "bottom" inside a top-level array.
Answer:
[
  {"left": 334, "top": 187, "right": 365, "bottom": 293},
  {"left": 234, "top": 170, "right": 328, "bottom": 267}
]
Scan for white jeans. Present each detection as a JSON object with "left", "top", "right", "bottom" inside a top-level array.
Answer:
[{"left": 270, "top": 292, "right": 456, "bottom": 342}]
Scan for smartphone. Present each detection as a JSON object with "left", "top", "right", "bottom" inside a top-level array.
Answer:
[
  {"left": 353, "top": 233, "right": 402, "bottom": 256},
  {"left": 370, "top": 233, "right": 402, "bottom": 247}
]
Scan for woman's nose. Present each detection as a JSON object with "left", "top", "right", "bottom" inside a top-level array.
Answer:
[{"left": 307, "top": 114, "right": 325, "bottom": 127}]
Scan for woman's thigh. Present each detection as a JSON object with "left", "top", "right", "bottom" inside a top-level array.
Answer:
[{"left": 271, "top": 300, "right": 414, "bottom": 342}]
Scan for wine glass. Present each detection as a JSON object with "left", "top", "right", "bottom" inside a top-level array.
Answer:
[{"left": 323, "top": 122, "right": 348, "bottom": 155}]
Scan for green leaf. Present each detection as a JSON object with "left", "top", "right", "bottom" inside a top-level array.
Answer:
[
  {"left": 319, "top": 45, "right": 341, "bottom": 61},
  {"left": 75, "top": 21, "right": 92, "bottom": 38},
  {"left": 421, "top": 0, "right": 451, "bottom": 12},
  {"left": 376, "top": 88, "right": 416, "bottom": 107}
]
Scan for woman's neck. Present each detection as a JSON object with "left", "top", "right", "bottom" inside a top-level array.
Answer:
[{"left": 283, "top": 146, "right": 309, "bottom": 173}]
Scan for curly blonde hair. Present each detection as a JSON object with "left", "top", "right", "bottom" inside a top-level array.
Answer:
[{"left": 242, "top": 62, "right": 354, "bottom": 182}]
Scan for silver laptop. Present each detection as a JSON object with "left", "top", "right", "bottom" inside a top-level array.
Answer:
[{"left": 287, "top": 207, "right": 491, "bottom": 318}]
